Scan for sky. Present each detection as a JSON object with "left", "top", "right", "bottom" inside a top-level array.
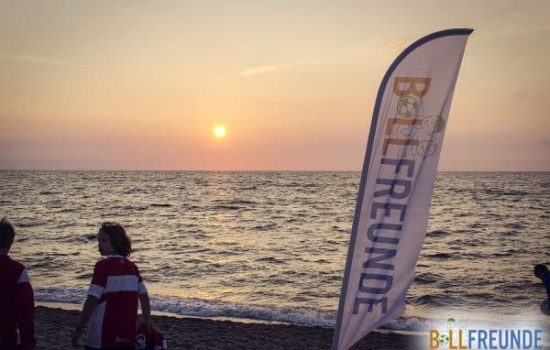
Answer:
[{"left": 1, "top": 0, "right": 549, "bottom": 171}]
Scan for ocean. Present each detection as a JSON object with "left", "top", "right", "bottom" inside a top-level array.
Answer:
[{"left": 1, "top": 171, "right": 548, "bottom": 331}]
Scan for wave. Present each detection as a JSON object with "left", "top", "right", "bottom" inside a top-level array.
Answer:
[
  {"left": 32, "top": 288, "right": 550, "bottom": 331},
  {"left": 122, "top": 205, "right": 148, "bottom": 211},
  {"left": 35, "top": 287, "right": 86, "bottom": 305},
  {"left": 503, "top": 222, "right": 525, "bottom": 230},
  {"left": 424, "top": 252, "right": 454, "bottom": 259},
  {"left": 409, "top": 294, "right": 465, "bottom": 307},
  {"left": 481, "top": 188, "right": 529, "bottom": 196},
  {"left": 211, "top": 205, "right": 252, "bottom": 211},
  {"left": 55, "top": 208, "right": 77, "bottom": 213},
  {"left": 414, "top": 272, "right": 441, "bottom": 284},
  {"left": 17, "top": 221, "right": 46, "bottom": 228},
  {"left": 49, "top": 234, "right": 96, "bottom": 243},
  {"left": 255, "top": 256, "right": 286, "bottom": 264},
  {"left": 34, "top": 288, "right": 334, "bottom": 327},
  {"left": 427, "top": 230, "right": 448, "bottom": 237},
  {"left": 39, "top": 191, "right": 59, "bottom": 195},
  {"left": 214, "top": 199, "right": 256, "bottom": 206},
  {"left": 252, "top": 223, "right": 278, "bottom": 231}
]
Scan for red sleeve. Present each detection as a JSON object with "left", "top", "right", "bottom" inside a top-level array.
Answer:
[
  {"left": 88, "top": 261, "right": 107, "bottom": 299},
  {"left": 15, "top": 269, "right": 36, "bottom": 350},
  {"left": 135, "top": 263, "right": 143, "bottom": 283}
]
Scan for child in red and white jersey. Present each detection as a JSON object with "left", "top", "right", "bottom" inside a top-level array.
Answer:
[
  {"left": 0, "top": 217, "right": 36, "bottom": 350},
  {"left": 72, "top": 222, "right": 151, "bottom": 350}
]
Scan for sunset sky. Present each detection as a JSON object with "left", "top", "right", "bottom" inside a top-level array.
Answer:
[{"left": 1, "top": 0, "right": 549, "bottom": 171}]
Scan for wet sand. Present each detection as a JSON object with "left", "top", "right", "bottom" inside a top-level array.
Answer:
[{"left": 34, "top": 306, "right": 422, "bottom": 349}]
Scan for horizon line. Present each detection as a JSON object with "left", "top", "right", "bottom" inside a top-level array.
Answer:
[{"left": 0, "top": 168, "right": 548, "bottom": 173}]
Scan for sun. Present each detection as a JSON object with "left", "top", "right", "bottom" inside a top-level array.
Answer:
[{"left": 213, "top": 125, "right": 226, "bottom": 139}]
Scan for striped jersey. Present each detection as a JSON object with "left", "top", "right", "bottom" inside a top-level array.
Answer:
[
  {"left": 0, "top": 255, "right": 35, "bottom": 350},
  {"left": 86, "top": 255, "right": 147, "bottom": 349}
]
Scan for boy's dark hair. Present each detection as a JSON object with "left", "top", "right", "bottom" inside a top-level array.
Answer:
[
  {"left": 0, "top": 217, "right": 15, "bottom": 250},
  {"left": 99, "top": 222, "right": 132, "bottom": 256},
  {"left": 535, "top": 264, "right": 548, "bottom": 277}
]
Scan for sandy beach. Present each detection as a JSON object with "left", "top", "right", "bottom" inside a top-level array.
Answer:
[{"left": 34, "top": 306, "right": 421, "bottom": 350}]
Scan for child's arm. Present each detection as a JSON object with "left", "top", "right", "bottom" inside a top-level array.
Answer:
[
  {"left": 139, "top": 292, "right": 152, "bottom": 333},
  {"left": 544, "top": 273, "right": 550, "bottom": 301},
  {"left": 71, "top": 296, "right": 98, "bottom": 347},
  {"left": 15, "top": 269, "right": 36, "bottom": 350}
]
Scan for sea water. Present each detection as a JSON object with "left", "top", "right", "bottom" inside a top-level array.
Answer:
[{"left": 0, "top": 171, "right": 548, "bottom": 331}]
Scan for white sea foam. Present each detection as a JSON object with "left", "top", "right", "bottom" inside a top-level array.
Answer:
[
  {"left": 34, "top": 288, "right": 335, "bottom": 327},
  {"left": 34, "top": 288, "right": 549, "bottom": 333}
]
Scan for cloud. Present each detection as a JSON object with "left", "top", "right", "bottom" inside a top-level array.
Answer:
[
  {"left": 543, "top": 140, "right": 550, "bottom": 147},
  {"left": 240, "top": 65, "right": 278, "bottom": 76},
  {"left": 366, "top": 36, "right": 417, "bottom": 65},
  {"left": 476, "top": 22, "right": 550, "bottom": 43},
  {"left": 0, "top": 53, "right": 73, "bottom": 66},
  {"left": 375, "top": 36, "right": 416, "bottom": 54},
  {"left": 511, "top": 92, "right": 529, "bottom": 99},
  {"left": 239, "top": 58, "right": 327, "bottom": 76}
]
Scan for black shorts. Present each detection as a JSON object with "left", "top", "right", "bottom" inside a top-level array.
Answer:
[
  {"left": 85, "top": 346, "right": 134, "bottom": 350},
  {"left": 0, "top": 344, "right": 23, "bottom": 350}
]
